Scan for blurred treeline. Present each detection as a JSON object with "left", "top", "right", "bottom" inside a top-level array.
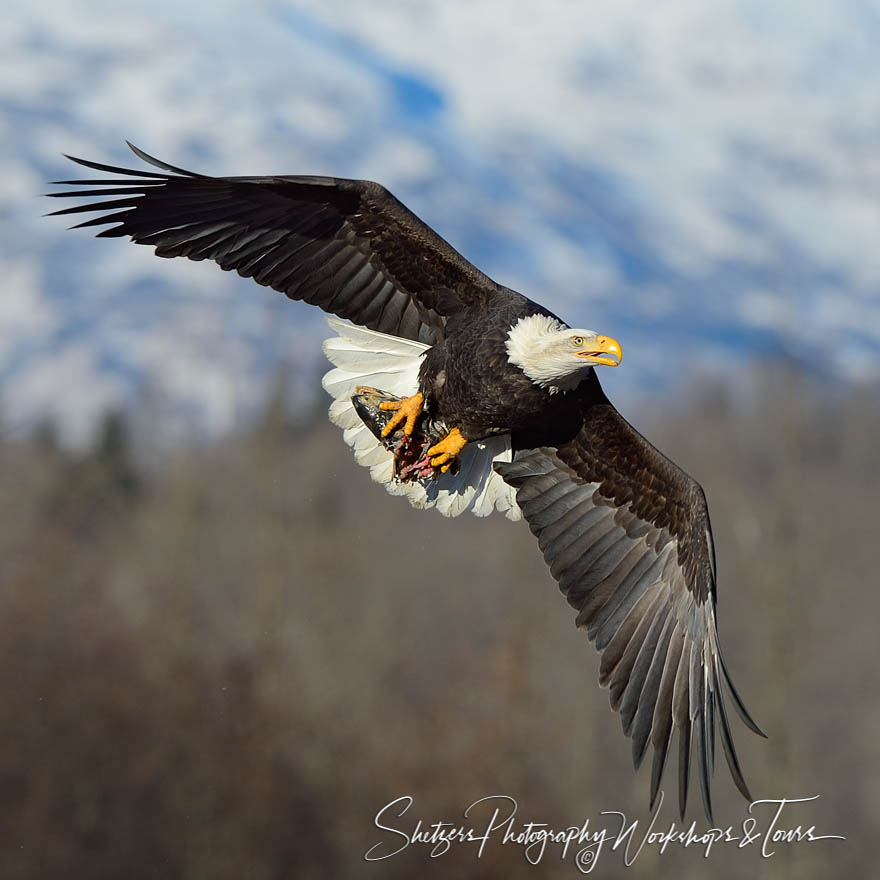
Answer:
[{"left": 0, "top": 366, "right": 877, "bottom": 879}]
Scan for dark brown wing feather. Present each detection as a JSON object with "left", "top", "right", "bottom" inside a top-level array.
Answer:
[
  {"left": 46, "top": 143, "right": 503, "bottom": 344},
  {"left": 497, "top": 383, "right": 764, "bottom": 821}
]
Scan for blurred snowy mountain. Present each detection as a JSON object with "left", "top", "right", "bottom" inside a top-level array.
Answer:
[{"left": 3, "top": 0, "right": 880, "bottom": 445}]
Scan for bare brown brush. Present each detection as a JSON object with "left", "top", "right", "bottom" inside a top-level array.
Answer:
[{"left": 0, "top": 366, "right": 876, "bottom": 878}]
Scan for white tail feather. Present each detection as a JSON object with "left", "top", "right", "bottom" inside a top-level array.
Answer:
[{"left": 321, "top": 317, "right": 521, "bottom": 520}]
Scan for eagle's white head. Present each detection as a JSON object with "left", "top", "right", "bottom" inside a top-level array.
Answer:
[{"left": 505, "top": 314, "right": 622, "bottom": 394}]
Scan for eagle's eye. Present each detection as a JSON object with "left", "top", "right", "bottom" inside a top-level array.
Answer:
[{"left": 571, "top": 336, "right": 584, "bottom": 346}]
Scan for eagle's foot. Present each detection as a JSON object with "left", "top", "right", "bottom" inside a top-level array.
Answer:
[
  {"left": 378, "top": 392, "right": 424, "bottom": 438},
  {"left": 427, "top": 427, "right": 467, "bottom": 473}
]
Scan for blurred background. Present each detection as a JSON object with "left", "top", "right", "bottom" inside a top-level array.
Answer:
[{"left": 2, "top": 0, "right": 879, "bottom": 876}]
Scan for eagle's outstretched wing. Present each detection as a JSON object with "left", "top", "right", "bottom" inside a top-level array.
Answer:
[
  {"left": 47, "top": 143, "right": 503, "bottom": 344},
  {"left": 497, "top": 381, "right": 764, "bottom": 821}
]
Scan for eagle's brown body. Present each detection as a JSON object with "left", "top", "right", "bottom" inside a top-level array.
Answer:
[{"left": 418, "top": 292, "right": 579, "bottom": 442}]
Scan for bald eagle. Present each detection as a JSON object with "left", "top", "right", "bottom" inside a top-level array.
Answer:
[{"left": 48, "top": 143, "right": 763, "bottom": 820}]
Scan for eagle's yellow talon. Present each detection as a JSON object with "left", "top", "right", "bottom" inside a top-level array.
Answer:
[
  {"left": 379, "top": 392, "right": 424, "bottom": 437},
  {"left": 427, "top": 427, "right": 467, "bottom": 469}
]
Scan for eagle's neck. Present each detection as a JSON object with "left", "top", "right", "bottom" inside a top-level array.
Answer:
[{"left": 504, "top": 314, "right": 588, "bottom": 395}]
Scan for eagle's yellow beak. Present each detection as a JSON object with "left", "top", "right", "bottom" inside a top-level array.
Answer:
[{"left": 576, "top": 335, "right": 622, "bottom": 367}]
